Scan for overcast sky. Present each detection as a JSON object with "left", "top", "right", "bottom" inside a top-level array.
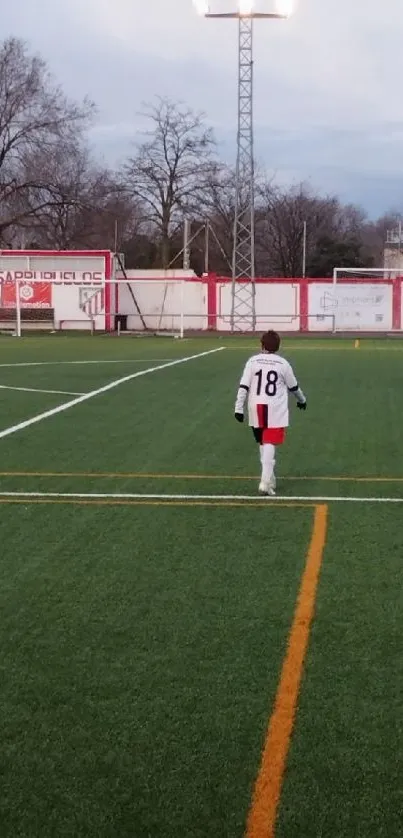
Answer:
[{"left": 3, "top": 0, "right": 403, "bottom": 217}]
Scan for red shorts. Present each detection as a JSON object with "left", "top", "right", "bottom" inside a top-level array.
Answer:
[{"left": 262, "top": 427, "right": 286, "bottom": 445}]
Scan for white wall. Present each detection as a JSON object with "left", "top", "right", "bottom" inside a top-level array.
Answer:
[
  {"left": 117, "top": 281, "right": 206, "bottom": 331},
  {"left": 309, "top": 283, "right": 393, "bottom": 331},
  {"left": 216, "top": 282, "right": 299, "bottom": 331},
  {"left": 52, "top": 285, "right": 105, "bottom": 330},
  {"left": 55, "top": 278, "right": 400, "bottom": 332},
  {"left": 1, "top": 256, "right": 400, "bottom": 332}
]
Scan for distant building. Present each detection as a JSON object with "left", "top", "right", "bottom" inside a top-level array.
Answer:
[{"left": 384, "top": 227, "right": 403, "bottom": 272}]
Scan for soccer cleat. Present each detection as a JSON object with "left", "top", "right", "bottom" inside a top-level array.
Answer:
[{"left": 258, "top": 481, "right": 276, "bottom": 496}]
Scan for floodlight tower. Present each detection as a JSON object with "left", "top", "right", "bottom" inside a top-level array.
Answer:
[{"left": 193, "top": 1, "right": 292, "bottom": 330}]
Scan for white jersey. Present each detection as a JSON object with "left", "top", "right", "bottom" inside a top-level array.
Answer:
[{"left": 235, "top": 352, "right": 300, "bottom": 428}]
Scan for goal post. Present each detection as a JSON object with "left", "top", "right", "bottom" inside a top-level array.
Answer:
[
  {"left": 0, "top": 273, "right": 205, "bottom": 337},
  {"left": 326, "top": 268, "right": 403, "bottom": 332},
  {"left": 0, "top": 251, "right": 208, "bottom": 337}
]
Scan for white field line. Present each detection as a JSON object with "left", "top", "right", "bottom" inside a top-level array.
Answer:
[
  {"left": 0, "top": 347, "right": 224, "bottom": 441},
  {"left": 0, "top": 359, "right": 175, "bottom": 368},
  {"left": 0, "top": 491, "right": 402, "bottom": 504},
  {"left": 0, "top": 384, "right": 84, "bottom": 396}
]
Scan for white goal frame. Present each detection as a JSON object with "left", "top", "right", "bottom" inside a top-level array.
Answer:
[
  {"left": 329, "top": 267, "right": 403, "bottom": 333},
  {"left": 3, "top": 277, "right": 193, "bottom": 338},
  {"left": 332, "top": 267, "right": 403, "bottom": 283}
]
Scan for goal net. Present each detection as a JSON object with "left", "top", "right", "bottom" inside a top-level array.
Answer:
[
  {"left": 0, "top": 269, "right": 206, "bottom": 338},
  {"left": 316, "top": 268, "right": 403, "bottom": 333},
  {"left": 0, "top": 279, "right": 193, "bottom": 338},
  {"left": 114, "top": 280, "right": 185, "bottom": 337}
]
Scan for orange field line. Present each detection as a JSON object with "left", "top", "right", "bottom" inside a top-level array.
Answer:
[
  {"left": 0, "top": 498, "right": 314, "bottom": 509},
  {"left": 0, "top": 471, "right": 402, "bottom": 483},
  {"left": 246, "top": 503, "right": 328, "bottom": 838}
]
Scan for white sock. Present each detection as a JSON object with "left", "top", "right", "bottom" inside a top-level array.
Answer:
[
  {"left": 259, "top": 445, "right": 264, "bottom": 466},
  {"left": 261, "top": 443, "right": 275, "bottom": 485}
]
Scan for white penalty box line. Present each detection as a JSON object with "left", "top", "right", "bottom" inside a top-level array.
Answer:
[
  {"left": 0, "top": 347, "right": 225, "bottom": 441},
  {"left": 0, "top": 384, "right": 85, "bottom": 396},
  {"left": 0, "top": 491, "right": 402, "bottom": 504},
  {"left": 0, "top": 359, "right": 177, "bottom": 368}
]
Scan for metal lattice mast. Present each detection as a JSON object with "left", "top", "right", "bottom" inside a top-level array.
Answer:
[
  {"left": 231, "top": 16, "right": 255, "bottom": 331},
  {"left": 195, "top": 4, "right": 291, "bottom": 332}
]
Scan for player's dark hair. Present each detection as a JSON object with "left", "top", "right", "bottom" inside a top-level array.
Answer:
[{"left": 261, "top": 330, "right": 281, "bottom": 353}]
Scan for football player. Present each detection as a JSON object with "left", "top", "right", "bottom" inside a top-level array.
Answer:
[{"left": 234, "top": 330, "right": 307, "bottom": 495}]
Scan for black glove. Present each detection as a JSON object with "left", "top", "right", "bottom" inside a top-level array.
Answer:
[
  {"left": 297, "top": 401, "right": 307, "bottom": 411},
  {"left": 234, "top": 413, "right": 244, "bottom": 423}
]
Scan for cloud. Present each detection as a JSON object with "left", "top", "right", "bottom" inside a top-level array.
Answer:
[{"left": 2, "top": 0, "right": 403, "bottom": 214}]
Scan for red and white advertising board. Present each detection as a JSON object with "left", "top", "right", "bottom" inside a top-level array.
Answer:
[{"left": 0, "top": 250, "right": 113, "bottom": 330}]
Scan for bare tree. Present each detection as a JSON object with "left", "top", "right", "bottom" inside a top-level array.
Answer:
[
  {"left": 183, "top": 162, "right": 265, "bottom": 275},
  {"left": 8, "top": 145, "right": 91, "bottom": 248},
  {"left": 0, "top": 36, "right": 94, "bottom": 242},
  {"left": 24, "top": 146, "right": 142, "bottom": 250},
  {"left": 255, "top": 182, "right": 372, "bottom": 277},
  {"left": 201, "top": 164, "right": 238, "bottom": 272},
  {"left": 122, "top": 97, "right": 216, "bottom": 267},
  {"left": 257, "top": 183, "right": 333, "bottom": 276}
]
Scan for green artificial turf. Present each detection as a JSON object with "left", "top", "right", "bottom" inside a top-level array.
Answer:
[
  {"left": 0, "top": 504, "right": 311, "bottom": 837},
  {"left": 0, "top": 334, "right": 402, "bottom": 836},
  {"left": 277, "top": 505, "right": 403, "bottom": 838}
]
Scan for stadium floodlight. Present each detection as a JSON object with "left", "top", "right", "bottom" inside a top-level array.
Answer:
[
  {"left": 197, "top": 0, "right": 292, "bottom": 19},
  {"left": 192, "top": 0, "right": 210, "bottom": 14},
  {"left": 275, "top": 0, "right": 293, "bottom": 16},
  {"left": 194, "top": 2, "right": 292, "bottom": 330},
  {"left": 239, "top": 0, "right": 254, "bottom": 15}
]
